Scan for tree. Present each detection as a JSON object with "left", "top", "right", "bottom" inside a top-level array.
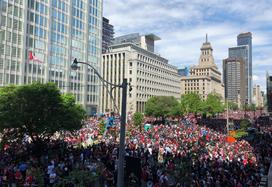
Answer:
[
  {"left": 227, "top": 101, "right": 239, "bottom": 111},
  {"left": 180, "top": 93, "right": 202, "bottom": 114},
  {"left": 145, "top": 96, "right": 179, "bottom": 118},
  {"left": 248, "top": 103, "right": 256, "bottom": 111},
  {"left": 0, "top": 83, "right": 86, "bottom": 146},
  {"left": 202, "top": 93, "right": 224, "bottom": 116},
  {"left": 133, "top": 112, "right": 144, "bottom": 132},
  {"left": 170, "top": 103, "right": 183, "bottom": 117}
]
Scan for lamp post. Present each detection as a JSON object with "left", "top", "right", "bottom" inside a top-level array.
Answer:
[
  {"left": 226, "top": 100, "right": 229, "bottom": 135},
  {"left": 71, "top": 58, "right": 127, "bottom": 187}
]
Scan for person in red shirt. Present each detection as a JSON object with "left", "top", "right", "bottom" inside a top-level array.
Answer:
[{"left": 15, "top": 169, "right": 22, "bottom": 184}]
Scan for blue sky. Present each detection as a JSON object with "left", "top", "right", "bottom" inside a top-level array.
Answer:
[{"left": 104, "top": 0, "right": 272, "bottom": 92}]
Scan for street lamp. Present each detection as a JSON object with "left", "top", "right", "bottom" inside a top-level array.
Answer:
[
  {"left": 71, "top": 58, "right": 128, "bottom": 187},
  {"left": 226, "top": 100, "right": 229, "bottom": 135}
]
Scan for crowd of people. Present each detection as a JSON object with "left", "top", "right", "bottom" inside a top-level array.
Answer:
[{"left": 0, "top": 112, "right": 271, "bottom": 186}]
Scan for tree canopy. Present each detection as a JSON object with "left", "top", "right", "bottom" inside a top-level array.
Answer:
[
  {"left": 201, "top": 93, "right": 225, "bottom": 116},
  {"left": 180, "top": 92, "right": 202, "bottom": 114},
  {"left": 145, "top": 96, "right": 179, "bottom": 117},
  {"left": 133, "top": 112, "right": 144, "bottom": 132},
  {"left": 0, "top": 83, "right": 86, "bottom": 144},
  {"left": 227, "top": 101, "right": 239, "bottom": 111}
]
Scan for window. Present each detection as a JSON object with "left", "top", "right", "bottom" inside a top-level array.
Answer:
[{"left": 129, "top": 70, "right": 132, "bottom": 74}]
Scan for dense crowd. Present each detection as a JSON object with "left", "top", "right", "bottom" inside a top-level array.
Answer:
[{"left": 0, "top": 113, "right": 271, "bottom": 186}]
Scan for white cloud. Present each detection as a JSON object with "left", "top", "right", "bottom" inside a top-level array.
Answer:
[
  {"left": 104, "top": 0, "right": 272, "bottom": 92},
  {"left": 253, "top": 75, "right": 260, "bottom": 81}
]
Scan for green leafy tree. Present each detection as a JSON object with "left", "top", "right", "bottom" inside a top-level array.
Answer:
[
  {"left": 170, "top": 103, "right": 183, "bottom": 117},
  {"left": 145, "top": 96, "right": 179, "bottom": 118},
  {"left": 248, "top": 103, "right": 256, "bottom": 111},
  {"left": 133, "top": 112, "right": 144, "bottom": 132},
  {"left": 227, "top": 102, "right": 239, "bottom": 111},
  {"left": 0, "top": 83, "right": 86, "bottom": 145},
  {"left": 240, "top": 119, "right": 250, "bottom": 130},
  {"left": 180, "top": 92, "right": 202, "bottom": 114},
  {"left": 202, "top": 93, "right": 224, "bottom": 116}
]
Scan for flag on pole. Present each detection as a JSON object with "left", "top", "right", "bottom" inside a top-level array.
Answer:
[{"left": 28, "top": 51, "right": 42, "bottom": 63}]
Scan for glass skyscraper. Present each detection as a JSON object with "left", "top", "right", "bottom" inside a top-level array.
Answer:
[
  {"left": 228, "top": 32, "right": 252, "bottom": 104},
  {"left": 267, "top": 73, "right": 272, "bottom": 113},
  {"left": 0, "top": 0, "right": 102, "bottom": 115},
  {"left": 102, "top": 17, "right": 114, "bottom": 53}
]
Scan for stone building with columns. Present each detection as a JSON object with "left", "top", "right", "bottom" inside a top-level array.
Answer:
[{"left": 181, "top": 35, "right": 224, "bottom": 100}]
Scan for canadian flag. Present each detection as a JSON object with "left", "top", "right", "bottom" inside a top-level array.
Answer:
[{"left": 29, "top": 51, "right": 42, "bottom": 63}]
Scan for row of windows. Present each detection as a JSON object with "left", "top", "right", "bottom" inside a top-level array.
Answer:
[
  {"left": 50, "top": 44, "right": 66, "bottom": 55},
  {"left": 137, "top": 86, "right": 179, "bottom": 94},
  {"left": 87, "top": 94, "right": 98, "bottom": 103},
  {"left": 0, "top": 31, "right": 22, "bottom": 46},
  {"left": 51, "top": 32, "right": 67, "bottom": 44},
  {"left": 72, "top": 0, "right": 84, "bottom": 9},
  {"left": 136, "top": 78, "right": 180, "bottom": 90},
  {"left": 0, "top": 44, "right": 21, "bottom": 58},
  {"left": 137, "top": 54, "right": 176, "bottom": 72},
  {"left": 72, "top": 7, "right": 84, "bottom": 19},
  {"left": 185, "top": 83, "right": 205, "bottom": 86},
  {"left": 28, "top": 12, "right": 48, "bottom": 27},
  {"left": 184, "top": 79, "right": 207, "bottom": 83},
  {"left": 28, "top": 38, "right": 46, "bottom": 50},
  {"left": 0, "top": 59, "right": 20, "bottom": 71},
  {"left": 0, "top": 15, "right": 23, "bottom": 31},
  {"left": 27, "top": 25, "right": 47, "bottom": 38},
  {"left": 184, "top": 91, "right": 205, "bottom": 97},
  {"left": 0, "top": 73, "right": 20, "bottom": 85},
  {"left": 72, "top": 28, "right": 84, "bottom": 39},
  {"left": 52, "top": 21, "right": 67, "bottom": 34},
  {"left": 202, "top": 50, "right": 210, "bottom": 55},
  {"left": 52, "top": 0, "right": 68, "bottom": 12},
  {"left": 89, "top": 6, "right": 100, "bottom": 17},
  {"left": 50, "top": 55, "right": 66, "bottom": 65},
  {"left": 52, "top": 9, "right": 68, "bottom": 23},
  {"left": 28, "top": 0, "right": 48, "bottom": 15},
  {"left": 185, "top": 87, "right": 204, "bottom": 91},
  {"left": 137, "top": 62, "right": 179, "bottom": 80},
  {"left": 136, "top": 69, "right": 180, "bottom": 83},
  {"left": 1, "top": 2, "right": 23, "bottom": 17},
  {"left": 26, "top": 63, "right": 45, "bottom": 75},
  {"left": 72, "top": 18, "right": 84, "bottom": 30},
  {"left": 191, "top": 68, "right": 210, "bottom": 73}
]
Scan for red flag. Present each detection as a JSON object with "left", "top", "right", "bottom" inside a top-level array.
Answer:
[{"left": 28, "top": 51, "right": 42, "bottom": 63}]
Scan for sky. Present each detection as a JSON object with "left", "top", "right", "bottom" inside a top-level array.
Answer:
[{"left": 103, "top": 0, "right": 272, "bottom": 92}]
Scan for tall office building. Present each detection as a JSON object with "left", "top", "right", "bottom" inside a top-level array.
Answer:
[
  {"left": 102, "top": 17, "right": 114, "bottom": 53},
  {"left": 0, "top": 0, "right": 103, "bottom": 115},
  {"left": 223, "top": 57, "right": 246, "bottom": 106},
  {"left": 267, "top": 72, "right": 272, "bottom": 113},
  {"left": 229, "top": 32, "right": 252, "bottom": 104},
  {"left": 101, "top": 33, "right": 181, "bottom": 113},
  {"left": 181, "top": 35, "right": 224, "bottom": 100}
]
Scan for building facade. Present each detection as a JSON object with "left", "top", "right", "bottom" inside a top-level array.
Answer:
[
  {"left": 101, "top": 34, "right": 181, "bottom": 113},
  {"left": 102, "top": 17, "right": 114, "bottom": 53},
  {"left": 253, "top": 85, "right": 264, "bottom": 108},
  {"left": 181, "top": 36, "right": 224, "bottom": 100},
  {"left": 223, "top": 57, "right": 246, "bottom": 106},
  {"left": 0, "top": 0, "right": 102, "bottom": 115},
  {"left": 228, "top": 32, "right": 252, "bottom": 104},
  {"left": 267, "top": 73, "right": 272, "bottom": 113}
]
